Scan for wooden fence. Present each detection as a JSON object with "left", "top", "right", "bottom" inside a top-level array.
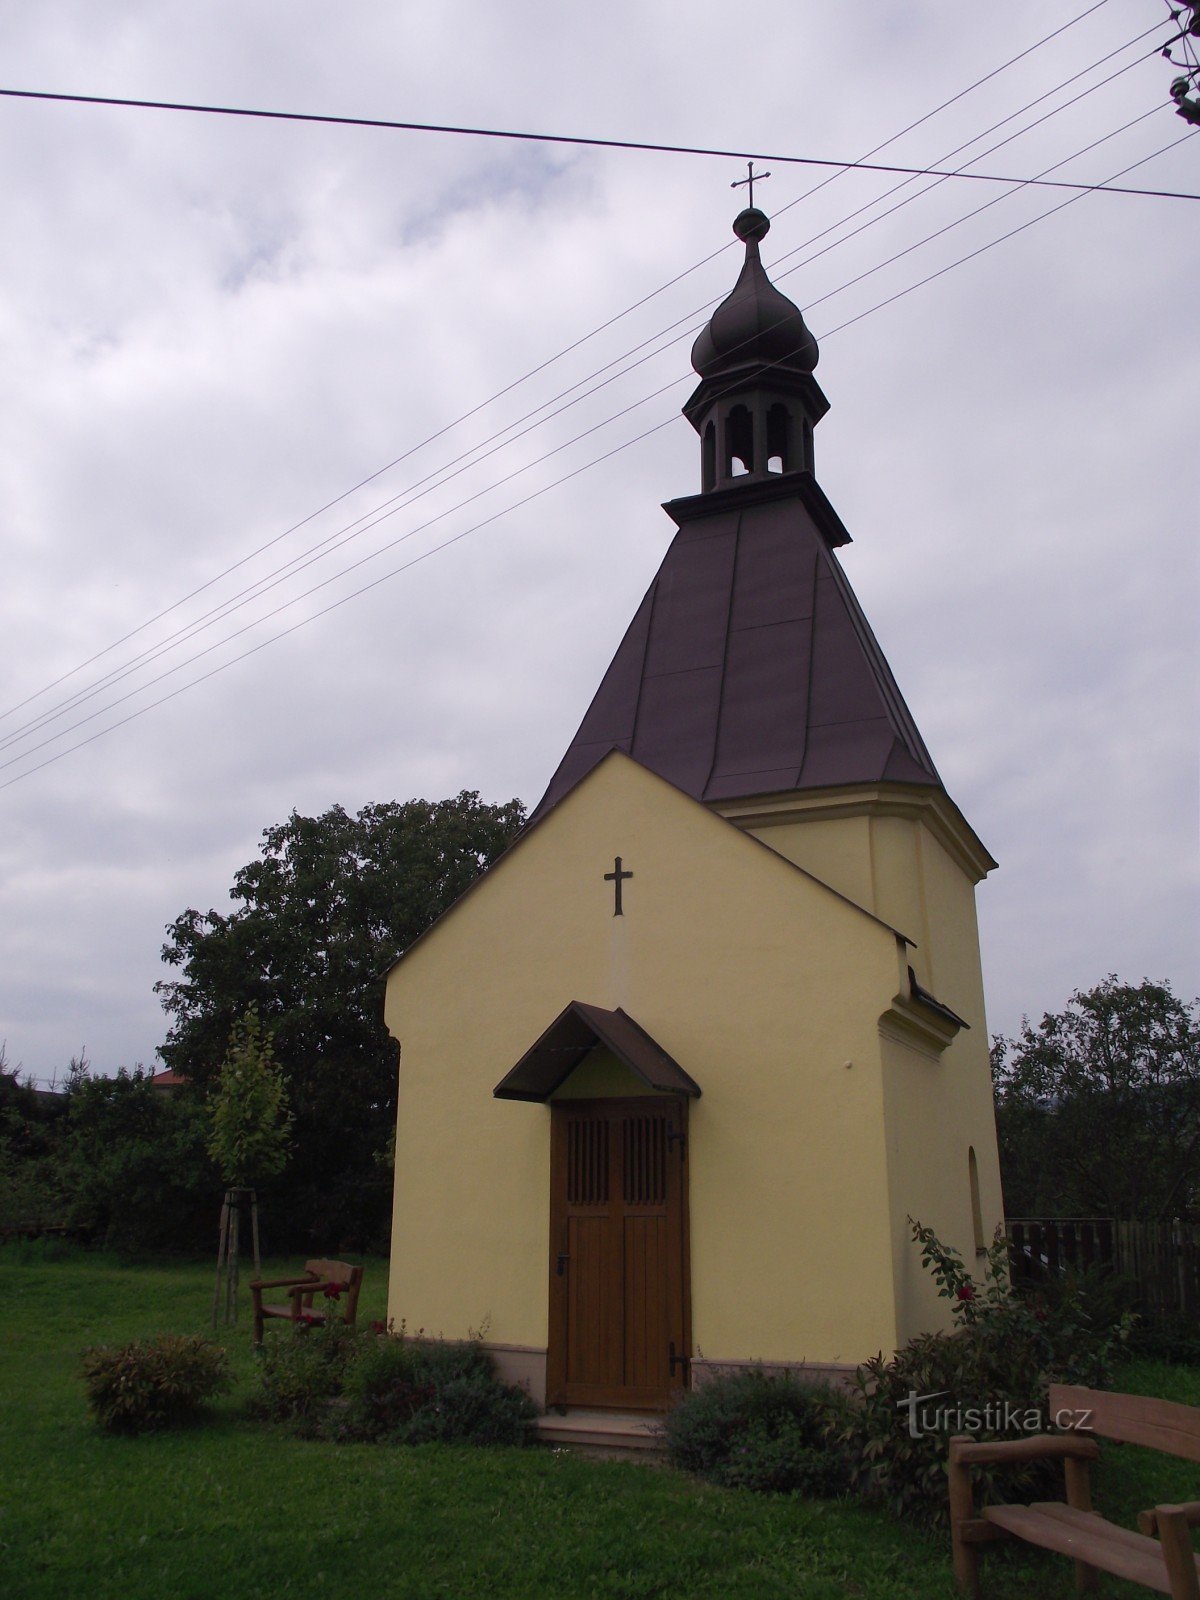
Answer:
[{"left": 1006, "top": 1217, "right": 1200, "bottom": 1322}]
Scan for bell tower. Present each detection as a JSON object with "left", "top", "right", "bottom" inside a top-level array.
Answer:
[{"left": 684, "top": 207, "right": 829, "bottom": 491}]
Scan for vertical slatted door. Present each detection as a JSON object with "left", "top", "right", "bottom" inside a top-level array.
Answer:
[{"left": 547, "top": 1097, "right": 688, "bottom": 1411}]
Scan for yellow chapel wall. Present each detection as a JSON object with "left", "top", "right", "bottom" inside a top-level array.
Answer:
[
  {"left": 741, "top": 800, "right": 1005, "bottom": 1343},
  {"left": 384, "top": 754, "right": 912, "bottom": 1374}
]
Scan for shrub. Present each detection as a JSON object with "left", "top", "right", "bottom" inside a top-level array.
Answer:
[
  {"left": 56, "top": 1064, "right": 218, "bottom": 1254},
  {"left": 664, "top": 1369, "right": 852, "bottom": 1496},
  {"left": 251, "top": 1323, "right": 537, "bottom": 1446},
  {"left": 397, "top": 1369, "right": 537, "bottom": 1447},
  {"left": 249, "top": 1319, "right": 361, "bottom": 1424},
  {"left": 334, "top": 1335, "right": 434, "bottom": 1438},
  {"left": 81, "top": 1334, "right": 231, "bottom": 1433},
  {"left": 835, "top": 1220, "right": 1134, "bottom": 1527},
  {"left": 339, "top": 1334, "right": 536, "bottom": 1446}
]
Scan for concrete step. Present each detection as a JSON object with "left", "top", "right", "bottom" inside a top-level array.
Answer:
[{"left": 532, "top": 1408, "right": 668, "bottom": 1461}]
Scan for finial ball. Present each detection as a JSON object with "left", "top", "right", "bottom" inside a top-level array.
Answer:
[{"left": 733, "top": 207, "right": 770, "bottom": 243}]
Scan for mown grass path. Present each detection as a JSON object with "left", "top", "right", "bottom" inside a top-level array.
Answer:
[{"left": 1, "top": 1249, "right": 1193, "bottom": 1598}]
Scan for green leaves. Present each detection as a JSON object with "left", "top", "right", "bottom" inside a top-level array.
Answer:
[
  {"left": 81, "top": 1334, "right": 231, "bottom": 1433},
  {"left": 156, "top": 792, "right": 525, "bottom": 1245},
  {"left": 205, "top": 1011, "right": 291, "bottom": 1189},
  {"left": 55, "top": 1065, "right": 217, "bottom": 1253},
  {"left": 839, "top": 1219, "right": 1134, "bottom": 1526},
  {"left": 662, "top": 1369, "right": 853, "bottom": 1496},
  {"left": 992, "top": 976, "right": 1200, "bottom": 1219}
]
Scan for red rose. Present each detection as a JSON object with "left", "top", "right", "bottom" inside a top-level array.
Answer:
[
  {"left": 323, "top": 1283, "right": 343, "bottom": 1300},
  {"left": 956, "top": 1282, "right": 975, "bottom": 1302}
]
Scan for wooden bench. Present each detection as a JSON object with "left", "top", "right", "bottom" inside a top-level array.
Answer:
[
  {"left": 249, "top": 1258, "right": 364, "bottom": 1347},
  {"left": 949, "top": 1383, "right": 1200, "bottom": 1597}
]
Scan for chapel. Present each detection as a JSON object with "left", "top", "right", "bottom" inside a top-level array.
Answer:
[{"left": 383, "top": 204, "right": 1004, "bottom": 1418}]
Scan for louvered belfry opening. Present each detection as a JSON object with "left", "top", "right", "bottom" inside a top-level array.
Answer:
[{"left": 548, "top": 1096, "right": 689, "bottom": 1412}]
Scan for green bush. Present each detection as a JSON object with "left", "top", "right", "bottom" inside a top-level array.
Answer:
[
  {"left": 251, "top": 1323, "right": 537, "bottom": 1446},
  {"left": 663, "top": 1369, "right": 852, "bottom": 1496},
  {"left": 57, "top": 1064, "right": 218, "bottom": 1254},
  {"left": 336, "top": 1335, "right": 435, "bottom": 1438},
  {"left": 249, "top": 1319, "right": 361, "bottom": 1423},
  {"left": 398, "top": 1368, "right": 537, "bottom": 1447},
  {"left": 81, "top": 1333, "right": 231, "bottom": 1433},
  {"left": 341, "top": 1333, "right": 535, "bottom": 1445},
  {"left": 835, "top": 1220, "right": 1134, "bottom": 1527}
]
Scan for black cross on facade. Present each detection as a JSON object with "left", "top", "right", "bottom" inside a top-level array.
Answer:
[
  {"left": 731, "top": 160, "right": 771, "bottom": 208},
  {"left": 604, "top": 855, "right": 633, "bottom": 916}
]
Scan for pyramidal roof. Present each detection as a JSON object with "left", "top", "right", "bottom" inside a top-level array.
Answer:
[{"left": 530, "top": 210, "right": 942, "bottom": 823}]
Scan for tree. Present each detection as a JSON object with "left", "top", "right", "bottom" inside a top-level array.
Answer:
[
  {"left": 0, "top": 1045, "right": 68, "bottom": 1233},
  {"left": 992, "top": 977, "right": 1200, "bottom": 1220},
  {"left": 54, "top": 1058, "right": 216, "bottom": 1253},
  {"left": 156, "top": 792, "right": 525, "bottom": 1248},
  {"left": 207, "top": 1010, "right": 291, "bottom": 1322},
  {"left": 206, "top": 1010, "right": 291, "bottom": 1190}
]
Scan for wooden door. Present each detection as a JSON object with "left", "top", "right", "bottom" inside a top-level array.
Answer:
[{"left": 547, "top": 1096, "right": 689, "bottom": 1411}]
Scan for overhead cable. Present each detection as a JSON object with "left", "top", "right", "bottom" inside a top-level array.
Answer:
[
  {"left": 0, "top": 1, "right": 1147, "bottom": 728},
  {"left": 2, "top": 123, "right": 1191, "bottom": 792},
  {"left": 1, "top": 85, "right": 1196, "bottom": 202},
  {"left": 0, "top": 29, "right": 1168, "bottom": 748}
]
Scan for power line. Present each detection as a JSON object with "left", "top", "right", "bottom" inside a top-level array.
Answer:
[
  {"left": 768, "top": 22, "right": 1164, "bottom": 277},
  {"left": 821, "top": 126, "right": 1195, "bottom": 338},
  {"left": 0, "top": 2, "right": 1143, "bottom": 730},
  {"left": 0, "top": 81, "right": 1178, "bottom": 759},
  {"left": 3, "top": 122, "right": 1191, "bottom": 792},
  {"left": 0, "top": 104, "right": 1160, "bottom": 758},
  {"left": 1, "top": 86, "right": 1196, "bottom": 202},
  {"left": 783, "top": 104, "right": 1165, "bottom": 309},
  {"left": 0, "top": 24, "right": 1166, "bottom": 747}
]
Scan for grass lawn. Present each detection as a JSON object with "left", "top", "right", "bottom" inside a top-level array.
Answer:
[{"left": 2, "top": 1248, "right": 1198, "bottom": 1599}]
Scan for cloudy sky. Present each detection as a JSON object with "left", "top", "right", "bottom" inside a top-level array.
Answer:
[{"left": 1, "top": 1, "right": 1196, "bottom": 1086}]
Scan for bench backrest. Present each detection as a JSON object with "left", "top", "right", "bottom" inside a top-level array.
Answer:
[
  {"left": 1050, "top": 1384, "right": 1200, "bottom": 1463},
  {"left": 302, "top": 1259, "right": 364, "bottom": 1318},
  {"left": 305, "top": 1258, "right": 357, "bottom": 1287}
]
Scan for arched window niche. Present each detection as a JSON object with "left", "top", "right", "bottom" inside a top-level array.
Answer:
[
  {"left": 766, "top": 403, "right": 789, "bottom": 473},
  {"left": 701, "top": 421, "right": 716, "bottom": 492},
  {"left": 725, "top": 404, "right": 753, "bottom": 478}
]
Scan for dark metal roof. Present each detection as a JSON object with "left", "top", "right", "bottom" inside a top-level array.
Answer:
[
  {"left": 493, "top": 1001, "right": 701, "bottom": 1102},
  {"left": 690, "top": 207, "right": 819, "bottom": 381},
  {"left": 908, "top": 967, "right": 970, "bottom": 1032},
  {"left": 531, "top": 469, "right": 941, "bottom": 822}
]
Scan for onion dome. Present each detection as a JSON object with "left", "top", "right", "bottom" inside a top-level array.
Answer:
[{"left": 690, "top": 209, "right": 819, "bottom": 380}]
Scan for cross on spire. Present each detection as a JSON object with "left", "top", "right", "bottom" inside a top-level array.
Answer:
[{"left": 731, "top": 160, "right": 771, "bottom": 208}]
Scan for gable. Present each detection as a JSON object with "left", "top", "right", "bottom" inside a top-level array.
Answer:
[
  {"left": 493, "top": 1000, "right": 701, "bottom": 1102},
  {"left": 384, "top": 749, "right": 907, "bottom": 1068}
]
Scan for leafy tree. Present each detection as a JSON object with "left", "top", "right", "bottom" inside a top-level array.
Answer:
[
  {"left": 54, "top": 1059, "right": 216, "bottom": 1253},
  {"left": 0, "top": 1046, "right": 68, "bottom": 1231},
  {"left": 156, "top": 793, "right": 525, "bottom": 1248},
  {"left": 992, "top": 976, "right": 1200, "bottom": 1220},
  {"left": 206, "top": 1010, "right": 291, "bottom": 1189}
]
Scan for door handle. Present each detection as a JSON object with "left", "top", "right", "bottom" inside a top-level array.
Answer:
[
  {"left": 669, "top": 1340, "right": 690, "bottom": 1377},
  {"left": 556, "top": 1253, "right": 569, "bottom": 1276}
]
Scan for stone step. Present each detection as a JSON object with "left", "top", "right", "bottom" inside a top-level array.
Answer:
[{"left": 532, "top": 1408, "right": 668, "bottom": 1461}]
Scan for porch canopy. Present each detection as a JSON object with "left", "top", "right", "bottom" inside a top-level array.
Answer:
[{"left": 493, "top": 1000, "right": 701, "bottom": 1103}]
